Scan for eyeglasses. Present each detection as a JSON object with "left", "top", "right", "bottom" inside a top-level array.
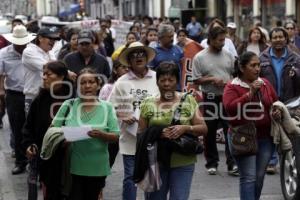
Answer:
[
  {"left": 130, "top": 51, "right": 146, "bottom": 58},
  {"left": 286, "top": 27, "right": 294, "bottom": 30}
]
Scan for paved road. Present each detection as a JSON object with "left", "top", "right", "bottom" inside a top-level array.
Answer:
[{"left": 0, "top": 117, "right": 284, "bottom": 200}]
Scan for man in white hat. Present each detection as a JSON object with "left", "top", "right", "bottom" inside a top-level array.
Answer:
[
  {"left": 0, "top": 18, "right": 25, "bottom": 131},
  {"left": 226, "top": 22, "right": 241, "bottom": 49},
  {"left": 108, "top": 41, "right": 159, "bottom": 200},
  {"left": 0, "top": 24, "right": 36, "bottom": 174}
]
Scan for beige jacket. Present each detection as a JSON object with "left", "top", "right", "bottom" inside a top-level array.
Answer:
[{"left": 270, "top": 101, "right": 300, "bottom": 151}]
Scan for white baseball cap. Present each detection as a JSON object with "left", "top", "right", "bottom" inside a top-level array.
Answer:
[{"left": 227, "top": 22, "right": 237, "bottom": 29}]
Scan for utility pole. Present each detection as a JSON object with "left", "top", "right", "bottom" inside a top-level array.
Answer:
[
  {"left": 57, "top": 0, "right": 60, "bottom": 17},
  {"left": 160, "top": 0, "right": 165, "bottom": 17},
  {"left": 10, "top": 0, "right": 13, "bottom": 14}
]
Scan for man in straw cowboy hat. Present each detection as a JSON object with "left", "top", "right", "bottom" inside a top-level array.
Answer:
[
  {"left": 0, "top": 18, "right": 25, "bottom": 131},
  {"left": 108, "top": 41, "right": 159, "bottom": 200},
  {"left": 0, "top": 24, "right": 36, "bottom": 174}
]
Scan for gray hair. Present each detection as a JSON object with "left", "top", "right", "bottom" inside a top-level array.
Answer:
[{"left": 157, "top": 24, "right": 175, "bottom": 39}]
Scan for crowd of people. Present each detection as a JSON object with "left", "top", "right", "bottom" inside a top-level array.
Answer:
[{"left": 0, "top": 14, "right": 300, "bottom": 200}]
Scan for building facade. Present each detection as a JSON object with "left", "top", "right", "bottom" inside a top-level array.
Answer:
[{"left": 114, "top": 0, "right": 299, "bottom": 39}]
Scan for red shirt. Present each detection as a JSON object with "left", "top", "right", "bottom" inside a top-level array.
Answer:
[
  {"left": 0, "top": 35, "right": 8, "bottom": 49},
  {"left": 223, "top": 77, "right": 278, "bottom": 139}
]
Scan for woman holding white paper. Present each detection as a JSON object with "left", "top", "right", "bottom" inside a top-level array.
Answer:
[{"left": 51, "top": 68, "right": 120, "bottom": 200}]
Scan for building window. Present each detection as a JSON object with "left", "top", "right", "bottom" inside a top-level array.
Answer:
[{"left": 262, "top": 0, "right": 285, "bottom": 28}]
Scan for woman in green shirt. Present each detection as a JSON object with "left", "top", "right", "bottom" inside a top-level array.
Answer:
[
  {"left": 51, "top": 68, "right": 120, "bottom": 200},
  {"left": 138, "top": 62, "right": 207, "bottom": 200}
]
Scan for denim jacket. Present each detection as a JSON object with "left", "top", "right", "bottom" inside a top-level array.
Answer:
[{"left": 260, "top": 47, "right": 300, "bottom": 102}]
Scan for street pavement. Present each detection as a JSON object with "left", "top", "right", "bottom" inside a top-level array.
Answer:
[{"left": 0, "top": 116, "right": 284, "bottom": 200}]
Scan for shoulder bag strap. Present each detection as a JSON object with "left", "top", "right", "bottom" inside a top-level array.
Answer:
[{"left": 171, "top": 92, "right": 192, "bottom": 125}]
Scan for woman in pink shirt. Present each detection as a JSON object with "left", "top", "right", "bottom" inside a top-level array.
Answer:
[{"left": 99, "top": 60, "right": 128, "bottom": 168}]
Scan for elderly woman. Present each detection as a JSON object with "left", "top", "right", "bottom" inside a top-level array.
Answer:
[
  {"left": 108, "top": 41, "right": 159, "bottom": 200},
  {"left": 51, "top": 68, "right": 120, "bottom": 200},
  {"left": 138, "top": 61, "right": 207, "bottom": 200},
  {"left": 237, "top": 27, "right": 268, "bottom": 56},
  {"left": 23, "top": 61, "right": 73, "bottom": 199},
  {"left": 223, "top": 51, "right": 278, "bottom": 200}
]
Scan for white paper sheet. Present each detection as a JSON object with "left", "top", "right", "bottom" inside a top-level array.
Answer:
[
  {"left": 62, "top": 126, "right": 92, "bottom": 142},
  {"left": 126, "top": 122, "right": 139, "bottom": 136},
  {"left": 125, "top": 108, "right": 140, "bottom": 136}
]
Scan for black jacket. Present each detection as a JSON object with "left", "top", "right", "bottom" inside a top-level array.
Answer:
[
  {"left": 133, "top": 126, "right": 173, "bottom": 183},
  {"left": 57, "top": 43, "right": 72, "bottom": 61},
  {"left": 22, "top": 85, "right": 73, "bottom": 200},
  {"left": 103, "top": 30, "right": 115, "bottom": 57},
  {"left": 64, "top": 51, "right": 110, "bottom": 78},
  {"left": 260, "top": 47, "right": 300, "bottom": 102},
  {"left": 22, "top": 85, "right": 72, "bottom": 176}
]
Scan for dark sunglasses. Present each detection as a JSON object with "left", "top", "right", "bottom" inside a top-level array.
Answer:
[{"left": 130, "top": 51, "right": 146, "bottom": 58}]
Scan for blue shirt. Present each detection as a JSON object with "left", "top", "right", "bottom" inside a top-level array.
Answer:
[
  {"left": 186, "top": 22, "right": 203, "bottom": 37},
  {"left": 270, "top": 48, "right": 287, "bottom": 97},
  {"left": 149, "top": 44, "right": 184, "bottom": 90}
]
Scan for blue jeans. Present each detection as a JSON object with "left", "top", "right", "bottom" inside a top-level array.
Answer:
[
  {"left": 268, "top": 149, "right": 278, "bottom": 166},
  {"left": 122, "top": 155, "right": 137, "bottom": 200},
  {"left": 145, "top": 164, "right": 195, "bottom": 200},
  {"left": 228, "top": 134, "right": 274, "bottom": 200}
]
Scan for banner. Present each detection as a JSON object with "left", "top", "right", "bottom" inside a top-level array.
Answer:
[
  {"left": 68, "top": 19, "right": 132, "bottom": 49},
  {"left": 111, "top": 20, "right": 133, "bottom": 48},
  {"left": 180, "top": 40, "right": 203, "bottom": 102}
]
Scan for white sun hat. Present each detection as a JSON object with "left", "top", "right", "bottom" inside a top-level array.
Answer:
[
  {"left": 118, "top": 41, "right": 156, "bottom": 67},
  {"left": 2, "top": 24, "right": 36, "bottom": 45}
]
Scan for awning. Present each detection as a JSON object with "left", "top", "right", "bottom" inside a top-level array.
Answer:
[
  {"left": 59, "top": 10, "right": 69, "bottom": 17},
  {"left": 70, "top": 4, "right": 81, "bottom": 13}
]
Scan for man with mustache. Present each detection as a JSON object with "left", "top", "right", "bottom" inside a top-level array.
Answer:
[
  {"left": 192, "top": 26, "right": 237, "bottom": 176},
  {"left": 63, "top": 30, "right": 110, "bottom": 78},
  {"left": 22, "top": 27, "right": 60, "bottom": 114},
  {"left": 260, "top": 27, "right": 300, "bottom": 174}
]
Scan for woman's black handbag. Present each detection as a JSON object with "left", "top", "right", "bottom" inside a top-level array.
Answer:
[
  {"left": 171, "top": 134, "right": 203, "bottom": 155},
  {"left": 170, "top": 93, "right": 203, "bottom": 155},
  {"left": 230, "top": 122, "right": 258, "bottom": 156}
]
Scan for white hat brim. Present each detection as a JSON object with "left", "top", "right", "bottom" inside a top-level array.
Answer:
[
  {"left": 119, "top": 46, "right": 156, "bottom": 67},
  {"left": 2, "top": 33, "right": 36, "bottom": 45}
]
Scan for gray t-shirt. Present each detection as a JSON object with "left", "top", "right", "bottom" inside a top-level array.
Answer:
[{"left": 192, "top": 48, "right": 234, "bottom": 95}]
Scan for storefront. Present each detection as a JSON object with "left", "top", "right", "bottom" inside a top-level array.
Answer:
[{"left": 234, "top": 0, "right": 293, "bottom": 40}]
